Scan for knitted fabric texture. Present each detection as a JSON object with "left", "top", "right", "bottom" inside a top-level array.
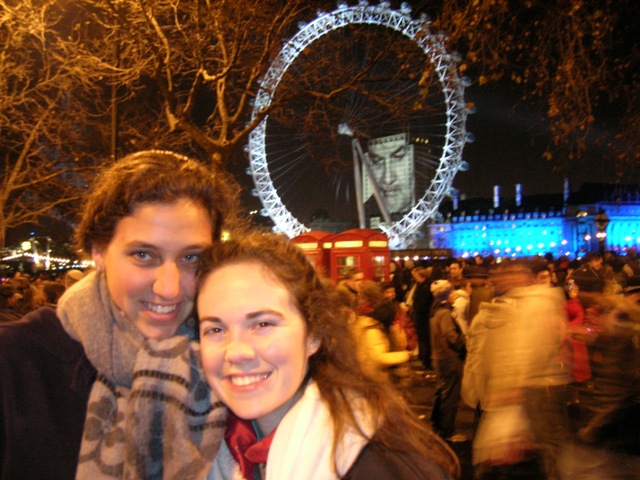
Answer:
[{"left": 57, "top": 272, "right": 226, "bottom": 479}]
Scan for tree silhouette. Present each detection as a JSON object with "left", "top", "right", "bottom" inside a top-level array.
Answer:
[{"left": 1, "top": 0, "right": 637, "bottom": 248}]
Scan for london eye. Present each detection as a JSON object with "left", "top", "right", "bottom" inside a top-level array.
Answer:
[{"left": 247, "top": 1, "right": 471, "bottom": 248}]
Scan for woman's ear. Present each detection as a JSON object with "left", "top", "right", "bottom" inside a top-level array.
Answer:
[
  {"left": 91, "top": 247, "right": 104, "bottom": 272},
  {"left": 306, "top": 335, "right": 321, "bottom": 356}
]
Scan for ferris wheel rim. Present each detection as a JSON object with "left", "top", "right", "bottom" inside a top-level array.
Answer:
[{"left": 247, "top": 2, "right": 468, "bottom": 247}]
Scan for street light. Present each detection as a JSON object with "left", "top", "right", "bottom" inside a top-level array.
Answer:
[{"left": 594, "top": 209, "right": 610, "bottom": 255}]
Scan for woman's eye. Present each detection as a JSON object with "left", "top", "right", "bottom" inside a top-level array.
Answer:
[
  {"left": 202, "top": 326, "right": 224, "bottom": 336},
  {"left": 183, "top": 253, "right": 202, "bottom": 264},
  {"left": 132, "top": 251, "right": 151, "bottom": 261}
]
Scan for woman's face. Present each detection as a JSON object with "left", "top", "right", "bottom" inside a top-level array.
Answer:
[
  {"left": 198, "top": 262, "right": 319, "bottom": 435},
  {"left": 92, "top": 199, "right": 212, "bottom": 339}
]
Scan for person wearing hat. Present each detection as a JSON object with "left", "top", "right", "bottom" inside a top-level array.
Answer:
[{"left": 429, "top": 279, "right": 467, "bottom": 443}]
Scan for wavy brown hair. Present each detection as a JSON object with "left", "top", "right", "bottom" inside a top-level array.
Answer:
[
  {"left": 197, "top": 231, "right": 460, "bottom": 478},
  {"left": 74, "top": 150, "right": 240, "bottom": 254}
]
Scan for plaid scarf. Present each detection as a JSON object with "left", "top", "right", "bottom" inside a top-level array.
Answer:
[{"left": 57, "top": 272, "right": 226, "bottom": 479}]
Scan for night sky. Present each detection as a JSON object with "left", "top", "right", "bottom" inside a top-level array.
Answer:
[{"left": 457, "top": 83, "right": 617, "bottom": 201}]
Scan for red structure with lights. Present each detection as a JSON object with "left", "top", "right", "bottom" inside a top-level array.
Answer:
[{"left": 292, "top": 229, "right": 391, "bottom": 284}]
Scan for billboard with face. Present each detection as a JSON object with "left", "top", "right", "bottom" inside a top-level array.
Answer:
[{"left": 364, "top": 133, "right": 415, "bottom": 215}]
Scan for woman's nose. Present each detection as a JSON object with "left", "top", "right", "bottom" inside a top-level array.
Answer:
[
  {"left": 152, "top": 262, "right": 182, "bottom": 299},
  {"left": 224, "top": 337, "right": 256, "bottom": 363}
]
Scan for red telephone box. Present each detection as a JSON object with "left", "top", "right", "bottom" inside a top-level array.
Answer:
[
  {"left": 324, "top": 229, "right": 390, "bottom": 285},
  {"left": 290, "top": 231, "right": 332, "bottom": 277}
]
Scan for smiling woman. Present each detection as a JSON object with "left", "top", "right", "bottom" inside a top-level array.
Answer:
[
  {"left": 0, "top": 150, "right": 239, "bottom": 480},
  {"left": 196, "top": 232, "right": 460, "bottom": 480}
]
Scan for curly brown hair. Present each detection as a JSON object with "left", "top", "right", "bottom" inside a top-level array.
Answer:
[{"left": 74, "top": 150, "right": 240, "bottom": 255}]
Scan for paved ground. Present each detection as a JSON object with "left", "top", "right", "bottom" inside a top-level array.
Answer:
[{"left": 402, "top": 361, "right": 547, "bottom": 479}]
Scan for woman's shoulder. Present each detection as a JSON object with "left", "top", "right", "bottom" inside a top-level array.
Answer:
[
  {"left": 0, "top": 306, "right": 87, "bottom": 362},
  {"left": 344, "top": 439, "right": 451, "bottom": 480}
]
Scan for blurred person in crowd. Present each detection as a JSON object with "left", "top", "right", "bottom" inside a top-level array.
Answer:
[
  {"left": 448, "top": 259, "right": 465, "bottom": 290},
  {"left": 431, "top": 259, "right": 450, "bottom": 283},
  {"left": 624, "top": 247, "right": 640, "bottom": 275},
  {"left": 336, "top": 266, "right": 364, "bottom": 310},
  {"left": 462, "top": 260, "right": 571, "bottom": 479},
  {"left": 407, "top": 266, "right": 434, "bottom": 369},
  {"left": 354, "top": 280, "right": 412, "bottom": 384},
  {"left": 42, "top": 281, "right": 66, "bottom": 307},
  {"left": 429, "top": 279, "right": 467, "bottom": 443},
  {"left": 0, "top": 284, "right": 22, "bottom": 323},
  {"left": 450, "top": 278, "right": 472, "bottom": 337},
  {"left": 63, "top": 269, "right": 85, "bottom": 289},
  {"left": 463, "top": 265, "right": 493, "bottom": 323},
  {"left": 197, "top": 232, "right": 460, "bottom": 479},
  {"left": 391, "top": 260, "right": 412, "bottom": 302},
  {"left": 608, "top": 254, "right": 633, "bottom": 293},
  {"left": 0, "top": 150, "right": 237, "bottom": 479},
  {"left": 563, "top": 279, "right": 592, "bottom": 409},
  {"left": 558, "top": 280, "right": 640, "bottom": 478},
  {"left": 532, "top": 261, "right": 554, "bottom": 287},
  {"left": 397, "top": 258, "right": 416, "bottom": 302},
  {"left": 381, "top": 281, "right": 418, "bottom": 353},
  {"left": 9, "top": 276, "right": 37, "bottom": 315},
  {"left": 555, "top": 256, "right": 571, "bottom": 286},
  {"left": 568, "top": 252, "right": 604, "bottom": 294}
]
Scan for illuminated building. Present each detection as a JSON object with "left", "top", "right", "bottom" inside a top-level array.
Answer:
[{"left": 428, "top": 182, "right": 640, "bottom": 259}]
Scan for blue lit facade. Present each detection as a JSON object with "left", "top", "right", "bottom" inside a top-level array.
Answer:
[{"left": 428, "top": 184, "right": 640, "bottom": 259}]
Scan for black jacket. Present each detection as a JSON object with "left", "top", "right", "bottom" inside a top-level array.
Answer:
[
  {"left": 345, "top": 439, "right": 452, "bottom": 479},
  {"left": 0, "top": 308, "right": 96, "bottom": 480}
]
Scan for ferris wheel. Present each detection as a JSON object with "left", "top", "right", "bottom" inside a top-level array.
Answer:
[{"left": 247, "top": 1, "right": 471, "bottom": 248}]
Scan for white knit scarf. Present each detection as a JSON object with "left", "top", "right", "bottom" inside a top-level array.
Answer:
[
  {"left": 207, "top": 381, "right": 373, "bottom": 480},
  {"left": 57, "top": 272, "right": 227, "bottom": 479}
]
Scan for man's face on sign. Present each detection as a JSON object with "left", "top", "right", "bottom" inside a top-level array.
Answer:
[{"left": 367, "top": 135, "right": 414, "bottom": 214}]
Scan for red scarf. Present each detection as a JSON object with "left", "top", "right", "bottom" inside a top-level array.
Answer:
[{"left": 224, "top": 412, "right": 277, "bottom": 480}]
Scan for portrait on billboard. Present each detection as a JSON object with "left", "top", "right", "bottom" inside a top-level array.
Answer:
[{"left": 364, "top": 133, "right": 415, "bottom": 215}]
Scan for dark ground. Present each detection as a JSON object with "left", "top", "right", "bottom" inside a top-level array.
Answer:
[{"left": 402, "top": 360, "right": 547, "bottom": 480}]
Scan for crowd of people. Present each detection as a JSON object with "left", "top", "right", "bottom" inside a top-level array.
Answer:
[
  {"left": 383, "top": 248, "right": 640, "bottom": 479},
  {"left": 0, "top": 269, "right": 85, "bottom": 322},
  {"left": 1, "top": 149, "right": 638, "bottom": 479}
]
